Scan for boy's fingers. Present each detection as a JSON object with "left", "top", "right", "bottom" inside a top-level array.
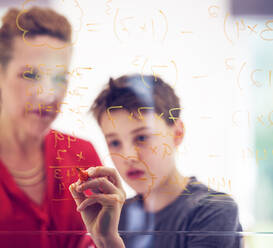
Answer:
[
  {"left": 77, "top": 194, "right": 123, "bottom": 211},
  {"left": 77, "top": 177, "right": 119, "bottom": 194},
  {"left": 87, "top": 167, "right": 122, "bottom": 188},
  {"left": 69, "top": 183, "right": 85, "bottom": 205}
]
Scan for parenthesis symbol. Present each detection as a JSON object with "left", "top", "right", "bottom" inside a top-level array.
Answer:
[
  {"left": 237, "top": 62, "right": 247, "bottom": 92},
  {"left": 113, "top": 8, "right": 122, "bottom": 43},
  {"left": 159, "top": 10, "right": 168, "bottom": 42},
  {"left": 224, "top": 12, "right": 233, "bottom": 45},
  {"left": 71, "top": 0, "right": 84, "bottom": 46}
]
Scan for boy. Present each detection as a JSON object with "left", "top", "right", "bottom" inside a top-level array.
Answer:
[{"left": 70, "top": 74, "right": 243, "bottom": 248}]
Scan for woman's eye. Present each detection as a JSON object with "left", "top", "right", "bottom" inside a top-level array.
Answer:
[
  {"left": 109, "top": 140, "right": 120, "bottom": 148},
  {"left": 53, "top": 75, "right": 68, "bottom": 83},
  {"left": 23, "top": 72, "right": 38, "bottom": 80}
]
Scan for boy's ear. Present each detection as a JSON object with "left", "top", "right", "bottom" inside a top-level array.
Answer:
[
  {"left": 0, "top": 66, "right": 3, "bottom": 88},
  {"left": 0, "top": 64, "right": 8, "bottom": 88},
  {"left": 172, "top": 119, "right": 184, "bottom": 146}
]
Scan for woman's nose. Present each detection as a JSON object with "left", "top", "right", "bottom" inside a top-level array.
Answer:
[{"left": 34, "top": 78, "right": 64, "bottom": 104}]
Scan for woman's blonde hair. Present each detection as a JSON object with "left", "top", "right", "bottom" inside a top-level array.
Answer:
[{"left": 0, "top": 7, "right": 71, "bottom": 69}]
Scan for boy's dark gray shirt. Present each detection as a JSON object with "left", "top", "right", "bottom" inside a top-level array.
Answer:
[{"left": 118, "top": 177, "right": 243, "bottom": 248}]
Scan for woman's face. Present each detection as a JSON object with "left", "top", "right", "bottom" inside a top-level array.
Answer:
[{"left": 0, "top": 35, "right": 72, "bottom": 137}]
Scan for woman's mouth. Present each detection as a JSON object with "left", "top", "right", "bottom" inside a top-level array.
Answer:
[{"left": 126, "top": 169, "right": 145, "bottom": 180}]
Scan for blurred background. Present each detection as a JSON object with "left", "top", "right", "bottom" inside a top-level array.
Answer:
[{"left": 0, "top": 0, "right": 272, "bottom": 247}]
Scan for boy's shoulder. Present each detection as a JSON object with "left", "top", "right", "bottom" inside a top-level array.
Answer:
[
  {"left": 171, "top": 177, "right": 239, "bottom": 220},
  {"left": 169, "top": 177, "right": 241, "bottom": 232},
  {"left": 124, "top": 176, "right": 238, "bottom": 211},
  {"left": 185, "top": 176, "right": 238, "bottom": 208},
  {"left": 122, "top": 176, "right": 240, "bottom": 226},
  {"left": 120, "top": 177, "right": 242, "bottom": 245}
]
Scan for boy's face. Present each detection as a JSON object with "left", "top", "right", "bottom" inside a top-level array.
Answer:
[{"left": 100, "top": 109, "right": 184, "bottom": 195}]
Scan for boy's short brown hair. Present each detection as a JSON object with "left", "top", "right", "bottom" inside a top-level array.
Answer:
[
  {"left": 0, "top": 7, "right": 72, "bottom": 68},
  {"left": 90, "top": 74, "right": 181, "bottom": 126}
]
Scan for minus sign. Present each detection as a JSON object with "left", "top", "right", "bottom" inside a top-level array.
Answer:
[
  {"left": 192, "top": 75, "right": 208, "bottom": 79},
  {"left": 208, "top": 154, "right": 222, "bottom": 158},
  {"left": 180, "top": 31, "right": 193, "bottom": 34},
  {"left": 200, "top": 116, "right": 213, "bottom": 119}
]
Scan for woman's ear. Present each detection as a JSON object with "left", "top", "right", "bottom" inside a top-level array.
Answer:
[
  {"left": 172, "top": 119, "right": 184, "bottom": 146},
  {"left": 0, "top": 64, "right": 5, "bottom": 87}
]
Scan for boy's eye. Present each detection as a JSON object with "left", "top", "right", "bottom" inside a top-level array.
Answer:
[
  {"left": 135, "top": 135, "right": 148, "bottom": 144},
  {"left": 109, "top": 140, "right": 121, "bottom": 148}
]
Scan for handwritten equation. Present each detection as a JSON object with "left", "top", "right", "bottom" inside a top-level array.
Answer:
[
  {"left": 242, "top": 147, "right": 273, "bottom": 164},
  {"left": 106, "top": 106, "right": 181, "bottom": 128},
  {"left": 23, "top": 64, "right": 92, "bottom": 82},
  {"left": 232, "top": 110, "right": 273, "bottom": 128},
  {"left": 113, "top": 8, "right": 168, "bottom": 43},
  {"left": 207, "top": 5, "right": 273, "bottom": 44},
  {"left": 131, "top": 56, "right": 178, "bottom": 88},
  {"left": 232, "top": 61, "right": 273, "bottom": 92}
]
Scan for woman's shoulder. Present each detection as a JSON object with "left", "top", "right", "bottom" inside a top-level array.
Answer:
[
  {"left": 45, "top": 129, "right": 94, "bottom": 148},
  {"left": 44, "top": 129, "right": 101, "bottom": 165},
  {"left": 45, "top": 129, "right": 100, "bottom": 156}
]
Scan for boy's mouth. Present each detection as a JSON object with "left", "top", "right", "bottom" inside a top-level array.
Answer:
[{"left": 126, "top": 169, "right": 145, "bottom": 180}]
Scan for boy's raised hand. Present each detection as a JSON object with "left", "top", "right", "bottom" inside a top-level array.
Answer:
[{"left": 69, "top": 167, "right": 126, "bottom": 248}]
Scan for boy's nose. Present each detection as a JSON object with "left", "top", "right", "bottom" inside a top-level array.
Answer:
[{"left": 122, "top": 145, "right": 140, "bottom": 162}]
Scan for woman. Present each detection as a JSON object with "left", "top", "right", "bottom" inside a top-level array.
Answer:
[{"left": 0, "top": 7, "right": 101, "bottom": 248}]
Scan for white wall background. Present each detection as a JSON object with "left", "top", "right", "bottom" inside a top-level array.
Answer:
[{"left": 1, "top": 0, "right": 265, "bottom": 231}]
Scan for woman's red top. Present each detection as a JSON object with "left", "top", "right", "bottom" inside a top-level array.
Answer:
[{"left": 0, "top": 130, "right": 101, "bottom": 248}]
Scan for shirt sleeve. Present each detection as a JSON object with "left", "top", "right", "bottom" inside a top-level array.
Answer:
[{"left": 186, "top": 196, "right": 243, "bottom": 248}]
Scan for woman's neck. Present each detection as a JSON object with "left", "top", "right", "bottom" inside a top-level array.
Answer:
[
  {"left": 0, "top": 118, "right": 44, "bottom": 163},
  {"left": 143, "top": 169, "right": 189, "bottom": 213}
]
